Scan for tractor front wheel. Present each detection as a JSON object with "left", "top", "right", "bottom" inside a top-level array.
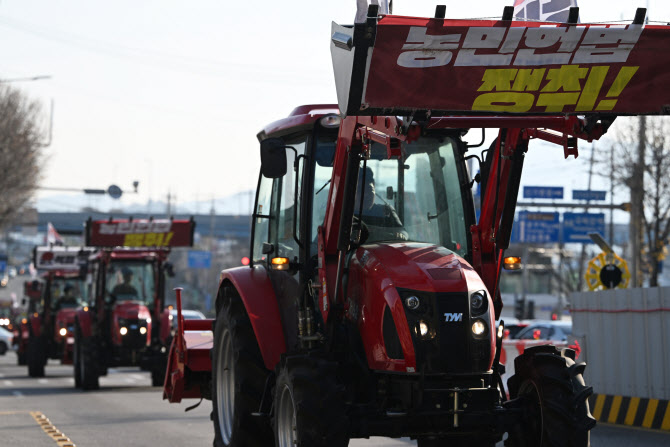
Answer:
[
  {"left": 77, "top": 334, "right": 100, "bottom": 391},
  {"left": 27, "top": 336, "right": 46, "bottom": 377},
  {"left": 211, "top": 288, "right": 273, "bottom": 447},
  {"left": 273, "top": 356, "right": 349, "bottom": 447},
  {"left": 506, "top": 345, "right": 595, "bottom": 447}
]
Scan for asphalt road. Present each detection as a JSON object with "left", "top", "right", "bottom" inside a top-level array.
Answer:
[{"left": 2, "top": 353, "right": 669, "bottom": 446}]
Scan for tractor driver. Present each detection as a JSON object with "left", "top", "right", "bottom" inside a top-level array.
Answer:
[
  {"left": 354, "top": 166, "right": 407, "bottom": 243},
  {"left": 55, "top": 283, "right": 78, "bottom": 309},
  {"left": 110, "top": 267, "right": 139, "bottom": 300}
]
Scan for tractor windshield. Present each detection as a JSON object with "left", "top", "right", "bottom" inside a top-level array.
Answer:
[
  {"left": 312, "top": 133, "right": 471, "bottom": 258},
  {"left": 106, "top": 262, "right": 156, "bottom": 306},
  {"left": 51, "top": 277, "right": 88, "bottom": 309}
]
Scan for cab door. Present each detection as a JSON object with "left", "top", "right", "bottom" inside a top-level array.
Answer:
[{"left": 252, "top": 135, "right": 307, "bottom": 350}]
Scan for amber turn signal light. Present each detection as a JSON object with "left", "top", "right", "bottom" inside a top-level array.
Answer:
[
  {"left": 503, "top": 256, "right": 522, "bottom": 270},
  {"left": 271, "top": 257, "right": 290, "bottom": 271}
]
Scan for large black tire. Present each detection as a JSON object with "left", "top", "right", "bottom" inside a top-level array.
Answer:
[
  {"left": 506, "top": 345, "right": 595, "bottom": 447},
  {"left": 0, "top": 341, "right": 7, "bottom": 355},
  {"left": 73, "top": 324, "right": 82, "bottom": 388},
  {"left": 211, "top": 288, "right": 273, "bottom": 447},
  {"left": 17, "top": 349, "right": 26, "bottom": 365},
  {"left": 273, "top": 356, "right": 349, "bottom": 447},
  {"left": 151, "top": 367, "right": 165, "bottom": 387},
  {"left": 78, "top": 335, "right": 100, "bottom": 391},
  {"left": 27, "top": 336, "right": 46, "bottom": 377}
]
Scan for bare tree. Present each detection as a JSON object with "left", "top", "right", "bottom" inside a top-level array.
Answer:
[
  {"left": 0, "top": 85, "right": 45, "bottom": 230},
  {"left": 607, "top": 117, "right": 670, "bottom": 286}
]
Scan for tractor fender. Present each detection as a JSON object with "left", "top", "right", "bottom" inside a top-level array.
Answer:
[
  {"left": 218, "top": 266, "right": 286, "bottom": 371},
  {"left": 28, "top": 315, "right": 41, "bottom": 338},
  {"left": 76, "top": 308, "right": 94, "bottom": 338}
]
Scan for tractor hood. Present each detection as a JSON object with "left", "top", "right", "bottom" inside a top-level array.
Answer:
[
  {"left": 55, "top": 308, "right": 77, "bottom": 326},
  {"left": 358, "top": 242, "right": 487, "bottom": 294},
  {"left": 113, "top": 301, "right": 152, "bottom": 321}
]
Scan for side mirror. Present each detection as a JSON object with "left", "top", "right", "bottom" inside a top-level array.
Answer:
[
  {"left": 21, "top": 298, "right": 27, "bottom": 306},
  {"left": 164, "top": 262, "right": 176, "bottom": 278},
  {"left": 260, "top": 138, "right": 288, "bottom": 178}
]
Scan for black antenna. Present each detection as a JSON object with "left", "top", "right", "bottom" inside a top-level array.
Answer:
[
  {"left": 567, "top": 7, "right": 579, "bottom": 24},
  {"left": 435, "top": 5, "right": 446, "bottom": 19},
  {"left": 633, "top": 8, "right": 647, "bottom": 25},
  {"left": 502, "top": 6, "right": 514, "bottom": 21}
]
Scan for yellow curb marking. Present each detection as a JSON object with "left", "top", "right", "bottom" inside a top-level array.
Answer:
[
  {"left": 593, "top": 394, "right": 606, "bottom": 420},
  {"left": 608, "top": 395, "right": 623, "bottom": 424},
  {"left": 623, "top": 397, "right": 640, "bottom": 426},
  {"left": 29, "top": 411, "right": 76, "bottom": 447},
  {"left": 642, "top": 399, "right": 659, "bottom": 429}
]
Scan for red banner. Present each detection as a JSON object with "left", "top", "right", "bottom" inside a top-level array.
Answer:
[
  {"left": 86, "top": 219, "right": 195, "bottom": 248},
  {"left": 361, "top": 16, "right": 670, "bottom": 116}
]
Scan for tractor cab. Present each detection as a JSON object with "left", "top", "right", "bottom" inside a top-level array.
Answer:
[
  {"left": 24, "top": 246, "right": 93, "bottom": 377},
  {"left": 73, "top": 217, "right": 194, "bottom": 389}
]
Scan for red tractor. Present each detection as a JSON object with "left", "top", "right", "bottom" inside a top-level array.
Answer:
[
  {"left": 15, "top": 279, "right": 45, "bottom": 365},
  {"left": 24, "top": 247, "right": 93, "bottom": 377},
  {"left": 165, "top": 5, "right": 670, "bottom": 446},
  {"left": 73, "top": 218, "right": 194, "bottom": 390}
]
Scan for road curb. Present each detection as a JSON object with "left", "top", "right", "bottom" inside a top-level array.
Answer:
[{"left": 589, "top": 394, "right": 670, "bottom": 431}]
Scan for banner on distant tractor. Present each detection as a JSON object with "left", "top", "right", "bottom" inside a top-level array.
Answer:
[
  {"left": 331, "top": 16, "right": 670, "bottom": 116},
  {"left": 85, "top": 218, "right": 195, "bottom": 248},
  {"left": 33, "top": 247, "right": 95, "bottom": 271}
]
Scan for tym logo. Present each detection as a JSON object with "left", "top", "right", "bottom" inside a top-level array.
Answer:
[{"left": 444, "top": 313, "right": 463, "bottom": 322}]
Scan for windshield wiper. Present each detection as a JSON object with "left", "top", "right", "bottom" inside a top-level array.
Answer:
[{"left": 315, "top": 179, "right": 331, "bottom": 195}]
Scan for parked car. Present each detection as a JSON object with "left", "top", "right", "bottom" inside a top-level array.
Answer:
[
  {"left": 169, "top": 308, "right": 207, "bottom": 335},
  {"left": 514, "top": 321, "right": 572, "bottom": 342},
  {"left": 0, "top": 326, "right": 13, "bottom": 355}
]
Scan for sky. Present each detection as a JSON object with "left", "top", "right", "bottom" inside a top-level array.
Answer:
[{"left": 1, "top": 0, "right": 668, "bottom": 217}]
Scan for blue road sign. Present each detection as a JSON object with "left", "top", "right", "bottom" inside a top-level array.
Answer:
[
  {"left": 563, "top": 212, "right": 606, "bottom": 243},
  {"left": 513, "top": 211, "right": 561, "bottom": 243},
  {"left": 187, "top": 250, "right": 212, "bottom": 269},
  {"left": 572, "top": 190, "right": 607, "bottom": 201},
  {"left": 523, "top": 186, "right": 564, "bottom": 200}
]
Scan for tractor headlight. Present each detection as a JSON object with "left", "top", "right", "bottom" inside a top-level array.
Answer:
[
  {"left": 416, "top": 320, "right": 435, "bottom": 340},
  {"left": 139, "top": 327, "right": 147, "bottom": 335},
  {"left": 120, "top": 327, "right": 128, "bottom": 336},
  {"left": 59, "top": 328, "right": 67, "bottom": 336},
  {"left": 405, "top": 296, "right": 420, "bottom": 310},
  {"left": 472, "top": 319, "right": 487, "bottom": 337},
  {"left": 470, "top": 291, "right": 487, "bottom": 316}
]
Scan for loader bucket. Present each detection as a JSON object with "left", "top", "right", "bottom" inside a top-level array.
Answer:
[
  {"left": 163, "top": 288, "right": 213, "bottom": 403},
  {"left": 331, "top": 14, "right": 670, "bottom": 117}
]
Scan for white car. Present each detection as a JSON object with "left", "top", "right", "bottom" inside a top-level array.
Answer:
[{"left": 0, "top": 326, "right": 13, "bottom": 355}]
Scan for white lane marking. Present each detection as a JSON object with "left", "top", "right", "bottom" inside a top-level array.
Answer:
[
  {"left": 108, "top": 368, "right": 119, "bottom": 373},
  {"left": 38, "top": 379, "right": 49, "bottom": 384},
  {"left": 66, "top": 378, "right": 75, "bottom": 384},
  {"left": 12, "top": 391, "right": 24, "bottom": 398},
  {"left": 3, "top": 380, "right": 14, "bottom": 386},
  {"left": 125, "top": 378, "right": 136, "bottom": 383}
]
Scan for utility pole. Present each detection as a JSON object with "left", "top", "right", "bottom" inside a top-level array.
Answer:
[
  {"left": 577, "top": 144, "right": 596, "bottom": 291},
  {"left": 630, "top": 116, "right": 646, "bottom": 287}
]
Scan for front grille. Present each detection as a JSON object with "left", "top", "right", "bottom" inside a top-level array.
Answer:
[
  {"left": 121, "top": 319, "right": 146, "bottom": 350},
  {"left": 383, "top": 306, "right": 404, "bottom": 360},
  {"left": 399, "top": 289, "right": 491, "bottom": 374}
]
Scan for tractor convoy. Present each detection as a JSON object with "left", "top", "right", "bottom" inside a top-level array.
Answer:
[{"left": 6, "top": 3, "right": 670, "bottom": 447}]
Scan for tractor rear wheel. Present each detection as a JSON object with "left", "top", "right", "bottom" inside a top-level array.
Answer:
[
  {"left": 506, "top": 345, "right": 595, "bottom": 447},
  {"left": 78, "top": 335, "right": 100, "bottom": 390},
  {"left": 27, "top": 336, "right": 46, "bottom": 377},
  {"left": 211, "top": 288, "right": 273, "bottom": 447},
  {"left": 273, "top": 356, "right": 349, "bottom": 447},
  {"left": 151, "top": 367, "right": 165, "bottom": 387}
]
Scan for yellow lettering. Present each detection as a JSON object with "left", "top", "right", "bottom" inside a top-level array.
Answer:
[
  {"left": 542, "top": 65, "right": 588, "bottom": 92},
  {"left": 512, "top": 69, "right": 546, "bottom": 92},
  {"left": 472, "top": 92, "right": 534, "bottom": 112},
  {"left": 576, "top": 66, "right": 609, "bottom": 111},
  {"left": 478, "top": 69, "right": 518, "bottom": 92}
]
